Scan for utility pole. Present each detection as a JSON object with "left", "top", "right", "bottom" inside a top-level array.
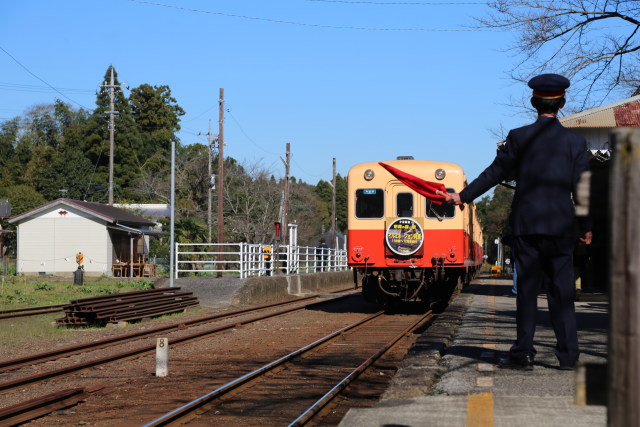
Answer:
[
  {"left": 331, "top": 158, "right": 337, "bottom": 249},
  {"left": 198, "top": 120, "right": 215, "bottom": 243},
  {"left": 217, "top": 89, "right": 225, "bottom": 277},
  {"left": 280, "top": 143, "right": 291, "bottom": 245},
  {"left": 99, "top": 67, "right": 126, "bottom": 205}
]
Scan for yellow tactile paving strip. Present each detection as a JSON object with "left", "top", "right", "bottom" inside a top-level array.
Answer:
[{"left": 467, "top": 289, "right": 498, "bottom": 426}]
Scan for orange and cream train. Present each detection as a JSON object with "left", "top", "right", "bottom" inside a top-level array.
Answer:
[{"left": 347, "top": 157, "right": 484, "bottom": 304}]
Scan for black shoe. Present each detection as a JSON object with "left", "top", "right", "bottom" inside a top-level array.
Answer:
[
  {"left": 558, "top": 364, "right": 576, "bottom": 371},
  {"left": 498, "top": 355, "right": 534, "bottom": 370}
]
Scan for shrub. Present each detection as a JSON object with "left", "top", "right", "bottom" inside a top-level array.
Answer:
[{"left": 34, "top": 282, "right": 56, "bottom": 291}]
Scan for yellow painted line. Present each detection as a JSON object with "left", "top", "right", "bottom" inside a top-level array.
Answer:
[{"left": 466, "top": 392, "right": 494, "bottom": 427}]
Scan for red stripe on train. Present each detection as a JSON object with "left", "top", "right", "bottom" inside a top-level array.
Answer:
[{"left": 348, "top": 229, "right": 479, "bottom": 268}]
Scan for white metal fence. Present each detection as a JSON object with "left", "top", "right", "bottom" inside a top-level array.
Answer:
[{"left": 175, "top": 243, "right": 348, "bottom": 278}]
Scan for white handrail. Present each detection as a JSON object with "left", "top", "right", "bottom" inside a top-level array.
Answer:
[{"left": 175, "top": 242, "right": 348, "bottom": 278}]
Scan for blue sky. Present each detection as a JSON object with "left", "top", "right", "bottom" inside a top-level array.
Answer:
[{"left": 2, "top": 0, "right": 538, "bottom": 185}]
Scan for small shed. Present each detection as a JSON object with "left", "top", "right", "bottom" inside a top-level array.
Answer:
[{"left": 9, "top": 198, "right": 161, "bottom": 277}]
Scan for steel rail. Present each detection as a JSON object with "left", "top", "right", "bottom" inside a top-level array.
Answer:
[
  {"left": 0, "top": 385, "right": 104, "bottom": 426},
  {"left": 142, "top": 310, "right": 386, "bottom": 427},
  {"left": 0, "top": 289, "right": 352, "bottom": 373},
  {"left": 0, "top": 304, "right": 65, "bottom": 319},
  {"left": 0, "top": 291, "right": 355, "bottom": 391},
  {"left": 289, "top": 309, "right": 435, "bottom": 426}
]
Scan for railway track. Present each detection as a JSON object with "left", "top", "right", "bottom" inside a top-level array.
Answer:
[
  {"left": 0, "top": 290, "right": 355, "bottom": 393},
  {"left": 144, "top": 309, "right": 434, "bottom": 426},
  {"left": 1, "top": 288, "right": 450, "bottom": 426},
  {"left": 0, "top": 290, "right": 352, "bottom": 374},
  {"left": 0, "top": 289, "right": 362, "bottom": 425}
]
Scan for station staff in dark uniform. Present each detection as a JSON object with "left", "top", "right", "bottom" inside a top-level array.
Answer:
[{"left": 446, "top": 73, "right": 592, "bottom": 370}]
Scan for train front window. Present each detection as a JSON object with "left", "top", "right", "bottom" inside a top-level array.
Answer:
[
  {"left": 426, "top": 188, "right": 456, "bottom": 219},
  {"left": 396, "top": 192, "right": 413, "bottom": 217},
  {"left": 355, "top": 189, "right": 384, "bottom": 218}
]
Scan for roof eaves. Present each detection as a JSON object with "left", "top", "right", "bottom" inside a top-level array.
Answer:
[
  {"left": 560, "top": 95, "right": 640, "bottom": 128},
  {"left": 9, "top": 199, "right": 114, "bottom": 224}
]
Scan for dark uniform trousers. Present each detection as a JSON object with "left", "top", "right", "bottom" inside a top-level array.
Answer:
[{"left": 512, "top": 234, "right": 579, "bottom": 366}]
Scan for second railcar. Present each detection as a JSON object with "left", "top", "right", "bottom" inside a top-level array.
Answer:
[{"left": 347, "top": 157, "right": 483, "bottom": 305}]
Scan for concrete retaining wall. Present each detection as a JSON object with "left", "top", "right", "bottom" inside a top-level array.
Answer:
[{"left": 232, "top": 270, "right": 354, "bottom": 305}]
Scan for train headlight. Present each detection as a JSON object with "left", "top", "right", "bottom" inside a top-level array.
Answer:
[
  {"left": 364, "top": 169, "right": 375, "bottom": 181},
  {"left": 435, "top": 169, "right": 446, "bottom": 180}
]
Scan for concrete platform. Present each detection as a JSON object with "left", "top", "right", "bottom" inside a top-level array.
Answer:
[
  {"left": 154, "top": 270, "right": 354, "bottom": 307},
  {"left": 339, "top": 277, "right": 608, "bottom": 426}
]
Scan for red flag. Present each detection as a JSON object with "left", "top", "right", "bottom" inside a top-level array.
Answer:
[{"left": 379, "top": 162, "right": 447, "bottom": 204}]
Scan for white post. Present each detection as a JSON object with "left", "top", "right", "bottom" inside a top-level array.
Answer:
[
  {"left": 156, "top": 337, "right": 168, "bottom": 377},
  {"left": 240, "top": 242, "right": 245, "bottom": 279}
]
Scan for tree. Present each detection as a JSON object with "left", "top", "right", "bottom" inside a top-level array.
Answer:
[
  {"left": 36, "top": 150, "right": 95, "bottom": 200},
  {"left": 475, "top": 185, "right": 514, "bottom": 263},
  {"left": 223, "top": 159, "right": 282, "bottom": 244},
  {"left": 289, "top": 181, "right": 327, "bottom": 246},
  {"left": 314, "top": 179, "right": 333, "bottom": 233},
  {"left": 334, "top": 174, "right": 348, "bottom": 233},
  {"left": 129, "top": 83, "right": 185, "bottom": 158},
  {"left": 0, "top": 185, "right": 45, "bottom": 216},
  {"left": 479, "top": 1, "right": 640, "bottom": 108},
  {"left": 0, "top": 185, "right": 46, "bottom": 253},
  {"left": 0, "top": 118, "right": 19, "bottom": 186},
  {"left": 314, "top": 174, "right": 348, "bottom": 235},
  {"left": 84, "top": 66, "right": 142, "bottom": 202}
]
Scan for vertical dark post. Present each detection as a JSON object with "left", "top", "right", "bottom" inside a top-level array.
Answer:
[
  {"left": 608, "top": 128, "right": 640, "bottom": 427},
  {"left": 217, "top": 88, "right": 224, "bottom": 278}
]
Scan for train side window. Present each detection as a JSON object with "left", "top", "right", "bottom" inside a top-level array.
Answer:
[
  {"left": 355, "top": 189, "right": 384, "bottom": 218},
  {"left": 396, "top": 192, "right": 413, "bottom": 217},
  {"left": 425, "top": 188, "right": 456, "bottom": 219}
]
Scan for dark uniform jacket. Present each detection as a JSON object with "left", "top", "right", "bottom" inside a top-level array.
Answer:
[{"left": 460, "top": 116, "right": 589, "bottom": 237}]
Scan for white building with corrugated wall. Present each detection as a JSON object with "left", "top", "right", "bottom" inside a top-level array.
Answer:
[{"left": 8, "top": 198, "right": 161, "bottom": 277}]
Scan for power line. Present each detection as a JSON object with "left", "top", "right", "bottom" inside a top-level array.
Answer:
[
  {"left": 181, "top": 105, "right": 216, "bottom": 123},
  {"left": 225, "top": 109, "right": 329, "bottom": 181},
  {"left": 307, "top": 0, "right": 486, "bottom": 4},
  {"left": 226, "top": 110, "right": 280, "bottom": 156},
  {"left": 0, "top": 82, "right": 94, "bottom": 94},
  {"left": 0, "top": 45, "right": 90, "bottom": 109},
  {"left": 127, "top": 0, "right": 496, "bottom": 31}
]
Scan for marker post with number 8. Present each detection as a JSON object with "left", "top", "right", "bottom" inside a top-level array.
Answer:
[{"left": 156, "top": 338, "right": 168, "bottom": 377}]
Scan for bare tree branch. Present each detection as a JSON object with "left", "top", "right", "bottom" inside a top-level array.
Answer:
[{"left": 477, "top": 0, "right": 640, "bottom": 108}]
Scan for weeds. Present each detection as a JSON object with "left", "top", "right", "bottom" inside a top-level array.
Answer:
[{"left": 0, "top": 276, "right": 162, "bottom": 352}]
